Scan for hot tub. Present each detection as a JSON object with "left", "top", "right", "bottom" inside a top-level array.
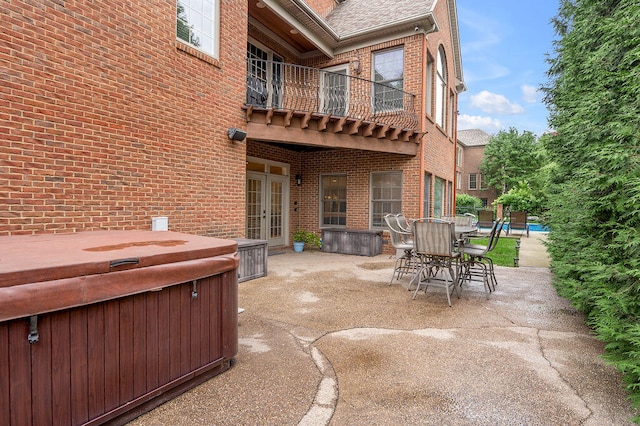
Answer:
[{"left": 0, "top": 231, "right": 238, "bottom": 425}]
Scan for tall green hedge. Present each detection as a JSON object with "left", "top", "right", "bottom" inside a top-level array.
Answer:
[{"left": 543, "top": 0, "right": 640, "bottom": 420}]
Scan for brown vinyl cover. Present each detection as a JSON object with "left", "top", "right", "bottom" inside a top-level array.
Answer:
[{"left": 0, "top": 231, "right": 239, "bottom": 322}]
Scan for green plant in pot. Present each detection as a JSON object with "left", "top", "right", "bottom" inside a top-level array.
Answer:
[{"left": 292, "top": 229, "right": 321, "bottom": 252}]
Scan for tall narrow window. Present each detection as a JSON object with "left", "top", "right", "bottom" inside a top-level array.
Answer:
[
  {"left": 426, "top": 54, "right": 434, "bottom": 117},
  {"left": 373, "top": 47, "right": 404, "bottom": 112},
  {"left": 176, "top": 0, "right": 219, "bottom": 58},
  {"left": 424, "top": 173, "right": 431, "bottom": 217},
  {"left": 434, "top": 177, "right": 445, "bottom": 217},
  {"left": 371, "top": 172, "right": 402, "bottom": 228},
  {"left": 321, "top": 175, "right": 347, "bottom": 227},
  {"left": 436, "top": 46, "right": 447, "bottom": 128}
]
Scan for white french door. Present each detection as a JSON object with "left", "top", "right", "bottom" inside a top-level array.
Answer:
[
  {"left": 246, "top": 171, "right": 288, "bottom": 247},
  {"left": 320, "top": 65, "right": 348, "bottom": 116}
]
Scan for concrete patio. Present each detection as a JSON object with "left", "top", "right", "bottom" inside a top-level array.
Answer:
[{"left": 129, "top": 234, "right": 636, "bottom": 425}]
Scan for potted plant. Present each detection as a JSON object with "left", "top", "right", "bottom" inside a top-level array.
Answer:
[{"left": 292, "top": 229, "right": 321, "bottom": 252}]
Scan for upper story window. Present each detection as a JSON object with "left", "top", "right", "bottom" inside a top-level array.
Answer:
[
  {"left": 373, "top": 47, "right": 404, "bottom": 112},
  {"left": 177, "top": 0, "right": 219, "bottom": 58},
  {"left": 468, "top": 173, "right": 478, "bottom": 190},
  {"left": 436, "top": 46, "right": 447, "bottom": 129},
  {"left": 456, "top": 146, "right": 463, "bottom": 167},
  {"left": 426, "top": 54, "right": 434, "bottom": 117},
  {"left": 371, "top": 172, "right": 402, "bottom": 228}
]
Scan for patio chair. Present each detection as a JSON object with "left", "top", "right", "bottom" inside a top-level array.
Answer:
[
  {"left": 507, "top": 211, "right": 529, "bottom": 237},
  {"left": 384, "top": 214, "right": 419, "bottom": 286},
  {"left": 461, "top": 219, "right": 504, "bottom": 295},
  {"left": 476, "top": 210, "right": 494, "bottom": 230},
  {"left": 395, "top": 213, "right": 412, "bottom": 233},
  {"left": 411, "top": 218, "right": 463, "bottom": 306}
]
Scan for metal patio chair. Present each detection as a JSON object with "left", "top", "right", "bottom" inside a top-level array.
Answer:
[
  {"left": 384, "top": 214, "right": 419, "bottom": 286},
  {"left": 476, "top": 210, "right": 494, "bottom": 231},
  {"left": 411, "top": 218, "right": 463, "bottom": 306},
  {"left": 461, "top": 218, "right": 504, "bottom": 295},
  {"left": 506, "top": 211, "right": 529, "bottom": 237}
]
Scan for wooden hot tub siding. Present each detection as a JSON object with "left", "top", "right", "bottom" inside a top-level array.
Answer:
[{"left": 0, "top": 266, "right": 238, "bottom": 426}]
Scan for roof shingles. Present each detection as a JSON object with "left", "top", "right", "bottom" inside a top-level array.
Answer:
[{"left": 325, "top": 0, "right": 436, "bottom": 37}]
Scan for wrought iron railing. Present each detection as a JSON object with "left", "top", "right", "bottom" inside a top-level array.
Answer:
[{"left": 246, "top": 59, "right": 418, "bottom": 129}]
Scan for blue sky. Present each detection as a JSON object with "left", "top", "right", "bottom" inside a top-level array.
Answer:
[{"left": 456, "top": 1, "right": 559, "bottom": 136}]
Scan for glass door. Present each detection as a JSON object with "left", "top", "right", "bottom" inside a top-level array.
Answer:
[
  {"left": 321, "top": 66, "right": 348, "bottom": 116},
  {"left": 246, "top": 170, "right": 288, "bottom": 247},
  {"left": 246, "top": 172, "right": 266, "bottom": 240}
]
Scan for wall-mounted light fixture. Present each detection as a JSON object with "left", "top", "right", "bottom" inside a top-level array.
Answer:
[
  {"left": 352, "top": 59, "right": 362, "bottom": 75},
  {"left": 227, "top": 127, "right": 247, "bottom": 142},
  {"left": 295, "top": 174, "right": 302, "bottom": 186}
]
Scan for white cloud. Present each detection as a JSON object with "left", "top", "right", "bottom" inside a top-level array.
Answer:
[
  {"left": 521, "top": 84, "right": 539, "bottom": 103},
  {"left": 470, "top": 90, "right": 524, "bottom": 115},
  {"left": 457, "top": 114, "right": 502, "bottom": 134}
]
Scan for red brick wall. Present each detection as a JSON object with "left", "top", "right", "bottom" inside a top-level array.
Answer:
[
  {"left": 462, "top": 145, "right": 498, "bottom": 206},
  {"left": 304, "top": 0, "right": 339, "bottom": 17},
  {"left": 421, "top": 0, "right": 458, "bottom": 216},
  {"left": 1, "top": 1, "right": 248, "bottom": 237}
]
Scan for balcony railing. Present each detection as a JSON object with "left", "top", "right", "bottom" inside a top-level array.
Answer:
[{"left": 246, "top": 59, "right": 418, "bottom": 129}]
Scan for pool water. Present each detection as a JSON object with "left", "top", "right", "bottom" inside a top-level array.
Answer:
[{"left": 527, "top": 223, "right": 549, "bottom": 232}]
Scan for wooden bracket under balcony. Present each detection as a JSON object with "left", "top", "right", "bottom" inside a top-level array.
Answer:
[{"left": 242, "top": 106, "right": 421, "bottom": 156}]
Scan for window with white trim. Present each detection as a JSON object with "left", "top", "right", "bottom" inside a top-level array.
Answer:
[
  {"left": 436, "top": 46, "right": 447, "bottom": 128},
  {"left": 371, "top": 172, "right": 402, "bottom": 228},
  {"left": 177, "top": 0, "right": 219, "bottom": 58},
  {"left": 468, "top": 173, "right": 478, "bottom": 190},
  {"left": 321, "top": 174, "right": 347, "bottom": 227},
  {"left": 373, "top": 47, "right": 404, "bottom": 112},
  {"left": 426, "top": 54, "right": 434, "bottom": 116}
]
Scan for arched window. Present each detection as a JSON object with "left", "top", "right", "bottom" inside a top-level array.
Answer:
[{"left": 436, "top": 46, "right": 447, "bottom": 128}]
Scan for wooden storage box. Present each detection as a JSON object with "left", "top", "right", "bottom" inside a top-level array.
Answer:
[
  {"left": 321, "top": 228, "right": 383, "bottom": 257},
  {"left": 0, "top": 231, "right": 239, "bottom": 426},
  {"left": 233, "top": 238, "right": 268, "bottom": 282}
]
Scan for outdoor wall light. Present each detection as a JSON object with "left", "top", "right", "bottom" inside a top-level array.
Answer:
[
  {"left": 295, "top": 174, "right": 302, "bottom": 186},
  {"left": 352, "top": 59, "right": 362, "bottom": 75},
  {"left": 227, "top": 127, "right": 247, "bottom": 142}
]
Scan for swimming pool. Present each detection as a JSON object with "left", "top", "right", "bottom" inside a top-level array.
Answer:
[{"left": 527, "top": 223, "right": 549, "bottom": 232}]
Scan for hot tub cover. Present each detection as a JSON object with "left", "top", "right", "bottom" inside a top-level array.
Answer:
[{"left": 0, "top": 231, "right": 239, "bottom": 322}]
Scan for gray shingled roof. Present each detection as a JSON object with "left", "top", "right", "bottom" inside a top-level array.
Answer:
[
  {"left": 326, "top": 0, "right": 436, "bottom": 37},
  {"left": 457, "top": 129, "right": 491, "bottom": 147}
]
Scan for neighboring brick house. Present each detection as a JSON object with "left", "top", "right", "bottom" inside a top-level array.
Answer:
[
  {"left": 456, "top": 129, "right": 497, "bottom": 209},
  {"left": 2, "top": 0, "right": 465, "bottom": 251}
]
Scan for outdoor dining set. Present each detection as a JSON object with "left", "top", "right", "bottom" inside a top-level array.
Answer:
[{"left": 384, "top": 213, "right": 505, "bottom": 306}]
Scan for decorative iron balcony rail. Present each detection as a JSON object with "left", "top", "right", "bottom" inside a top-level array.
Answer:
[{"left": 246, "top": 59, "right": 418, "bottom": 129}]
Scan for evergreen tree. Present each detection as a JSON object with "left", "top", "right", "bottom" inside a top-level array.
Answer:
[{"left": 543, "top": 0, "right": 640, "bottom": 417}]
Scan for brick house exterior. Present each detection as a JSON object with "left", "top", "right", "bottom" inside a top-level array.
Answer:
[
  {"left": 2, "top": 0, "right": 465, "bottom": 252},
  {"left": 456, "top": 129, "right": 498, "bottom": 209}
]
